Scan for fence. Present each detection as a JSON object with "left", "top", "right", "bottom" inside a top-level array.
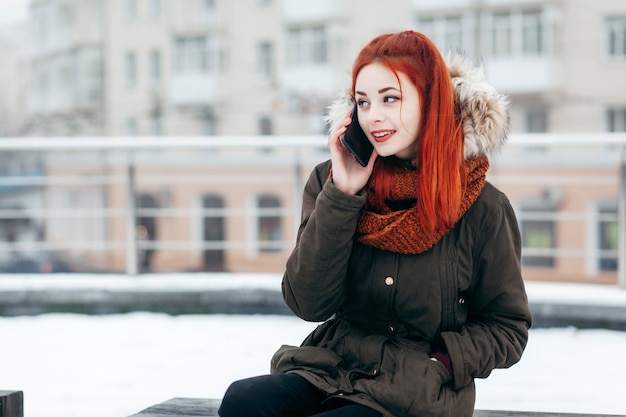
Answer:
[{"left": 0, "top": 134, "right": 624, "bottom": 288}]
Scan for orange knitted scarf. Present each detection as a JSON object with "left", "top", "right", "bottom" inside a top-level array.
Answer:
[{"left": 357, "top": 156, "right": 489, "bottom": 254}]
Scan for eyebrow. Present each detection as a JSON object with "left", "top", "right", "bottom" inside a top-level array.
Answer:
[{"left": 355, "top": 86, "right": 401, "bottom": 96}]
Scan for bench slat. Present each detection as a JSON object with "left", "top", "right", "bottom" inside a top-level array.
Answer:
[
  {"left": 0, "top": 391, "right": 24, "bottom": 417},
  {"left": 128, "top": 397, "right": 623, "bottom": 417},
  {"left": 128, "top": 398, "right": 221, "bottom": 416},
  {"left": 474, "top": 411, "right": 621, "bottom": 417}
]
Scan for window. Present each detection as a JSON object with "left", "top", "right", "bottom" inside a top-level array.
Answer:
[
  {"left": 416, "top": 16, "right": 466, "bottom": 54},
  {"left": 124, "top": 0, "right": 137, "bottom": 20},
  {"left": 286, "top": 26, "right": 328, "bottom": 66},
  {"left": 518, "top": 189, "right": 562, "bottom": 268},
  {"left": 443, "top": 16, "right": 463, "bottom": 53},
  {"left": 521, "top": 211, "right": 556, "bottom": 267},
  {"left": 125, "top": 118, "right": 138, "bottom": 136},
  {"left": 606, "top": 16, "right": 626, "bottom": 59},
  {"left": 607, "top": 107, "right": 626, "bottom": 132},
  {"left": 258, "top": 115, "right": 273, "bottom": 135},
  {"left": 202, "top": 194, "right": 225, "bottom": 271},
  {"left": 149, "top": 50, "right": 161, "bottom": 89},
  {"left": 59, "top": 66, "right": 72, "bottom": 89},
  {"left": 149, "top": 115, "right": 162, "bottom": 136},
  {"left": 256, "top": 195, "right": 282, "bottom": 252},
  {"left": 148, "top": 0, "right": 162, "bottom": 17},
  {"left": 525, "top": 107, "right": 548, "bottom": 133},
  {"left": 33, "top": 8, "right": 48, "bottom": 46},
  {"left": 257, "top": 41, "right": 274, "bottom": 80},
  {"left": 200, "top": 0, "right": 216, "bottom": 26},
  {"left": 87, "top": 57, "right": 102, "bottom": 101},
  {"left": 492, "top": 13, "right": 512, "bottom": 56},
  {"left": 597, "top": 203, "right": 618, "bottom": 271},
  {"left": 38, "top": 71, "right": 49, "bottom": 94},
  {"left": 522, "top": 11, "right": 543, "bottom": 54},
  {"left": 125, "top": 52, "right": 137, "bottom": 88},
  {"left": 58, "top": 3, "right": 74, "bottom": 27},
  {"left": 417, "top": 18, "right": 435, "bottom": 40},
  {"left": 136, "top": 194, "right": 159, "bottom": 272},
  {"left": 490, "top": 10, "right": 544, "bottom": 57},
  {"left": 202, "top": 112, "right": 217, "bottom": 135},
  {"left": 174, "top": 37, "right": 216, "bottom": 73}
]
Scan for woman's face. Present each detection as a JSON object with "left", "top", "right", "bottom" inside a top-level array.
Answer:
[{"left": 354, "top": 63, "right": 421, "bottom": 160}]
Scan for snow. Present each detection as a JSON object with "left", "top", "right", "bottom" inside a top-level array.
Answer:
[
  {"left": 1, "top": 273, "right": 625, "bottom": 307},
  {"left": 1, "top": 274, "right": 626, "bottom": 417},
  {"left": 524, "top": 280, "right": 626, "bottom": 307}
]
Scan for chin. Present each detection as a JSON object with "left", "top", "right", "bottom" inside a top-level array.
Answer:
[{"left": 374, "top": 147, "right": 394, "bottom": 158}]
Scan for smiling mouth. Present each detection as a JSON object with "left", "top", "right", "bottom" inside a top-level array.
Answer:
[{"left": 372, "top": 130, "right": 395, "bottom": 143}]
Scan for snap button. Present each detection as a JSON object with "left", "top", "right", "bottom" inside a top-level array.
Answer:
[
  {"left": 384, "top": 276, "right": 394, "bottom": 286},
  {"left": 459, "top": 298, "right": 465, "bottom": 304},
  {"left": 388, "top": 325, "right": 395, "bottom": 332}
]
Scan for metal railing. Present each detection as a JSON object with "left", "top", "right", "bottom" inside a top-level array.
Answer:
[{"left": 0, "top": 134, "right": 624, "bottom": 288}]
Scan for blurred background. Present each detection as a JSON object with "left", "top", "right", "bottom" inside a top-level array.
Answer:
[{"left": 0, "top": 0, "right": 624, "bottom": 286}]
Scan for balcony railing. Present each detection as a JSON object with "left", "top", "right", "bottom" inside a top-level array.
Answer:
[{"left": 0, "top": 134, "right": 624, "bottom": 288}]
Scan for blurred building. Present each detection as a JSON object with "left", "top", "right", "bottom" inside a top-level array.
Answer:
[
  {"left": 24, "top": 0, "right": 626, "bottom": 137},
  {"left": 27, "top": 0, "right": 310, "bottom": 136},
  {"left": 2, "top": 0, "right": 623, "bottom": 283},
  {"left": 0, "top": 23, "right": 30, "bottom": 136},
  {"left": 414, "top": 0, "right": 626, "bottom": 134},
  {"left": 0, "top": 22, "right": 43, "bottom": 267}
]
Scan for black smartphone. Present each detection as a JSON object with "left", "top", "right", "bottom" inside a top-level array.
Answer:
[{"left": 340, "top": 106, "right": 374, "bottom": 167}]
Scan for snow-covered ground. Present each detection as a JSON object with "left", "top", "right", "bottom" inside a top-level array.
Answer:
[{"left": 1, "top": 275, "right": 626, "bottom": 417}]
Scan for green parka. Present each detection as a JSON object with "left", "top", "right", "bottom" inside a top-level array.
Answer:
[{"left": 270, "top": 55, "right": 532, "bottom": 417}]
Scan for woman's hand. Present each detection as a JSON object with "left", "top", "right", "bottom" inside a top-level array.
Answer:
[{"left": 328, "top": 110, "right": 378, "bottom": 195}]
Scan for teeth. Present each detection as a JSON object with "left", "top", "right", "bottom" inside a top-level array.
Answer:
[{"left": 373, "top": 131, "right": 391, "bottom": 137}]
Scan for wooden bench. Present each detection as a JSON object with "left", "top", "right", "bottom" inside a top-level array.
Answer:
[
  {"left": 0, "top": 391, "right": 23, "bottom": 417},
  {"left": 127, "top": 397, "right": 624, "bottom": 417}
]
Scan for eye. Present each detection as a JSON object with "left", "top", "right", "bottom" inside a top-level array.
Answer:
[
  {"left": 384, "top": 95, "right": 400, "bottom": 103},
  {"left": 357, "top": 99, "right": 370, "bottom": 109}
]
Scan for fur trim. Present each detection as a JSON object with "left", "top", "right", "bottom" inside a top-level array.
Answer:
[
  {"left": 324, "top": 53, "right": 510, "bottom": 159},
  {"left": 324, "top": 72, "right": 354, "bottom": 136},
  {"left": 447, "top": 54, "right": 510, "bottom": 158}
]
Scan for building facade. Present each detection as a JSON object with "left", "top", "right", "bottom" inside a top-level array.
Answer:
[
  {"left": 0, "top": 23, "right": 30, "bottom": 136},
  {"left": 25, "top": 0, "right": 626, "bottom": 137},
  {"left": 3, "top": 0, "right": 624, "bottom": 283},
  {"left": 7, "top": 136, "right": 619, "bottom": 285}
]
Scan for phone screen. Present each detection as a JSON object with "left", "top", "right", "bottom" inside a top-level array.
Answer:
[{"left": 340, "top": 106, "right": 374, "bottom": 167}]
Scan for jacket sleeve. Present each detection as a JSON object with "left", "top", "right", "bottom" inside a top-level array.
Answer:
[
  {"left": 282, "top": 161, "right": 367, "bottom": 322},
  {"left": 441, "top": 190, "right": 532, "bottom": 390}
]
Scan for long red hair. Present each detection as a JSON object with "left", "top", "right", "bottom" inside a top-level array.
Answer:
[{"left": 351, "top": 31, "right": 465, "bottom": 233}]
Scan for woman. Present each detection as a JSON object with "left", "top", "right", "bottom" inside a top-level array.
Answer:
[{"left": 219, "top": 30, "right": 532, "bottom": 417}]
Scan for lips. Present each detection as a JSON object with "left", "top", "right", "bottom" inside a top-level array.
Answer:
[{"left": 372, "top": 130, "right": 395, "bottom": 143}]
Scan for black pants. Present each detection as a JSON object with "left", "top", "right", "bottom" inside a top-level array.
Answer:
[{"left": 218, "top": 373, "right": 381, "bottom": 417}]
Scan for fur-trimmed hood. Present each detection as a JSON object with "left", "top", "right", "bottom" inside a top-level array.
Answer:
[{"left": 325, "top": 54, "right": 510, "bottom": 159}]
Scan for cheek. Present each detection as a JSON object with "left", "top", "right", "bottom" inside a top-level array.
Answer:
[
  {"left": 402, "top": 108, "right": 420, "bottom": 136},
  {"left": 358, "top": 117, "right": 368, "bottom": 133}
]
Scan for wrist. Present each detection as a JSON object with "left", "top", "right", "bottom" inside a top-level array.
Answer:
[{"left": 430, "top": 352, "right": 453, "bottom": 377}]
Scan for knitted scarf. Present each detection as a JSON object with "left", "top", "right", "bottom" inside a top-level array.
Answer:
[{"left": 357, "top": 156, "right": 489, "bottom": 254}]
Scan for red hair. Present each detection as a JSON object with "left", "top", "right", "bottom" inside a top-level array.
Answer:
[{"left": 351, "top": 31, "right": 465, "bottom": 233}]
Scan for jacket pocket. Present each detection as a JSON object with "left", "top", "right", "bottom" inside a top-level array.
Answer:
[
  {"left": 271, "top": 344, "right": 343, "bottom": 377},
  {"left": 430, "top": 358, "right": 453, "bottom": 385},
  {"left": 370, "top": 342, "right": 453, "bottom": 417}
]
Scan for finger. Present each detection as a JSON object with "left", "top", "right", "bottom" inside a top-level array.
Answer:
[
  {"left": 344, "top": 110, "right": 353, "bottom": 125},
  {"left": 329, "top": 125, "right": 346, "bottom": 146},
  {"left": 366, "top": 149, "right": 379, "bottom": 168}
]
